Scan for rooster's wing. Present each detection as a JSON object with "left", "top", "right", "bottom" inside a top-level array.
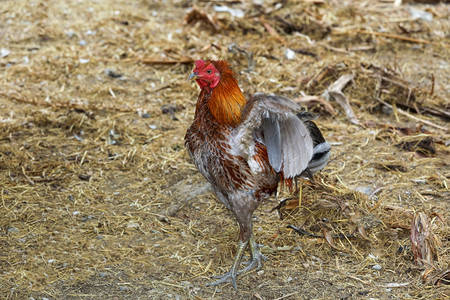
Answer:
[{"left": 239, "top": 92, "right": 314, "bottom": 178}]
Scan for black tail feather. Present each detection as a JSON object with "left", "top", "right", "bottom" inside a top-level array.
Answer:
[{"left": 297, "top": 112, "right": 331, "bottom": 175}]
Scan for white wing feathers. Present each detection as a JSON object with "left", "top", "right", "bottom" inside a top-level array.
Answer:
[
  {"left": 276, "top": 114, "right": 313, "bottom": 178},
  {"left": 261, "top": 116, "right": 281, "bottom": 171},
  {"left": 240, "top": 93, "right": 314, "bottom": 178}
]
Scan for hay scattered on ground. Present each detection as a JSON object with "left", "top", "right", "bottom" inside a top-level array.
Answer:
[{"left": 1, "top": 0, "right": 449, "bottom": 299}]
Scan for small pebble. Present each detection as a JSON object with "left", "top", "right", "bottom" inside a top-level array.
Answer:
[
  {"left": 368, "top": 253, "right": 378, "bottom": 260},
  {"left": 382, "top": 105, "right": 393, "bottom": 115},
  {"left": 105, "top": 68, "right": 122, "bottom": 78},
  {"left": 7, "top": 227, "right": 19, "bottom": 233},
  {"left": 73, "top": 133, "right": 84, "bottom": 141},
  {"left": 409, "top": 7, "right": 433, "bottom": 21},
  {"left": 1, "top": 48, "right": 10, "bottom": 58},
  {"left": 411, "top": 179, "right": 427, "bottom": 184},
  {"left": 354, "top": 186, "right": 372, "bottom": 195},
  {"left": 65, "top": 30, "right": 75, "bottom": 38},
  {"left": 141, "top": 113, "right": 151, "bottom": 118},
  {"left": 284, "top": 48, "right": 295, "bottom": 60},
  {"left": 372, "top": 264, "right": 382, "bottom": 270},
  {"left": 127, "top": 222, "right": 139, "bottom": 228}
]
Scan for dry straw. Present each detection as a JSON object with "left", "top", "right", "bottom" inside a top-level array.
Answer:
[{"left": 0, "top": 0, "right": 448, "bottom": 299}]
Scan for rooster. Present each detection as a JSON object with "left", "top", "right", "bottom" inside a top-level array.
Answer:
[{"left": 185, "top": 60, "right": 330, "bottom": 289}]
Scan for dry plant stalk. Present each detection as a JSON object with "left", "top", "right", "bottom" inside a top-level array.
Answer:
[
  {"left": 261, "top": 21, "right": 286, "bottom": 44},
  {"left": 295, "top": 95, "right": 336, "bottom": 115},
  {"left": 324, "top": 74, "right": 359, "bottom": 125},
  {"left": 335, "top": 29, "right": 450, "bottom": 48},
  {"left": 410, "top": 212, "right": 439, "bottom": 267}
]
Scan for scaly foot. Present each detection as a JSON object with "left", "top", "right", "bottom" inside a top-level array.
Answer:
[
  {"left": 238, "top": 234, "right": 267, "bottom": 276},
  {"left": 207, "top": 270, "right": 239, "bottom": 290},
  {"left": 206, "top": 240, "right": 248, "bottom": 290}
]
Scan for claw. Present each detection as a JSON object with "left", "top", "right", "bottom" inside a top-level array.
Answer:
[
  {"left": 207, "top": 270, "right": 238, "bottom": 290},
  {"left": 207, "top": 240, "right": 247, "bottom": 290},
  {"left": 206, "top": 235, "right": 268, "bottom": 290},
  {"left": 238, "top": 234, "right": 267, "bottom": 276}
]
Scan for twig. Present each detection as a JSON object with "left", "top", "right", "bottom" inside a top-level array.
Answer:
[
  {"left": 368, "top": 186, "right": 385, "bottom": 200},
  {"left": 261, "top": 21, "right": 286, "bottom": 44},
  {"left": 377, "top": 282, "right": 411, "bottom": 288},
  {"left": 1, "top": 92, "right": 136, "bottom": 113},
  {"left": 376, "top": 98, "right": 448, "bottom": 131},
  {"left": 21, "top": 166, "right": 35, "bottom": 186},
  {"left": 346, "top": 275, "right": 370, "bottom": 285},
  {"left": 430, "top": 73, "right": 434, "bottom": 96},
  {"left": 188, "top": 259, "right": 212, "bottom": 279},
  {"left": 287, "top": 225, "right": 355, "bottom": 239},
  {"left": 273, "top": 291, "right": 300, "bottom": 300},
  {"left": 305, "top": 62, "right": 337, "bottom": 89},
  {"left": 140, "top": 57, "right": 194, "bottom": 65},
  {"left": 287, "top": 225, "right": 322, "bottom": 238},
  {"left": 334, "top": 29, "right": 449, "bottom": 47},
  {"left": 294, "top": 95, "right": 336, "bottom": 115}
]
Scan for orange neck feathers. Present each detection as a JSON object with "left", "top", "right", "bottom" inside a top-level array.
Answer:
[{"left": 205, "top": 61, "right": 247, "bottom": 127}]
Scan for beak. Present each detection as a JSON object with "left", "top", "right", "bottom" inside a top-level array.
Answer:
[{"left": 188, "top": 72, "right": 198, "bottom": 80}]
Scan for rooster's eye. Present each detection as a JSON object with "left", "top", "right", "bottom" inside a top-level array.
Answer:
[{"left": 206, "top": 70, "right": 212, "bottom": 74}]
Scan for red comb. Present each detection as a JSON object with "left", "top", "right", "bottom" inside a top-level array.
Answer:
[{"left": 195, "top": 60, "right": 206, "bottom": 68}]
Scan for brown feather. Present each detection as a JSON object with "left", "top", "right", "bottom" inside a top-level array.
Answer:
[{"left": 207, "top": 60, "right": 247, "bottom": 127}]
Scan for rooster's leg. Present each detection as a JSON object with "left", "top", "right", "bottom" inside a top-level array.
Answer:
[
  {"left": 207, "top": 240, "right": 247, "bottom": 290},
  {"left": 238, "top": 234, "right": 268, "bottom": 276}
]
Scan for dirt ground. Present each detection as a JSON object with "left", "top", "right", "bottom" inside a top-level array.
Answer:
[{"left": 0, "top": 0, "right": 449, "bottom": 299}]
